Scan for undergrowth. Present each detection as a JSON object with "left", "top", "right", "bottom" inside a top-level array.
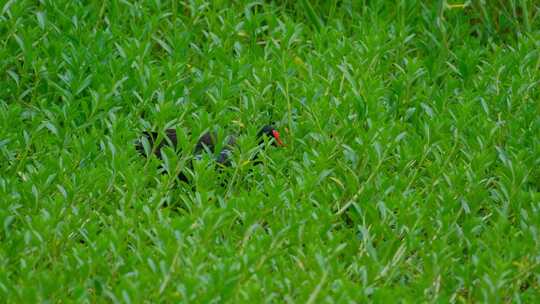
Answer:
[{"left": 1, "top": 0, "right": 539, "bottom": 302}]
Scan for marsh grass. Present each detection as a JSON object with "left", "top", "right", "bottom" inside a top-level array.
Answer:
[{"left": 1, "top": 0, "right": 539, "bottom": 302}]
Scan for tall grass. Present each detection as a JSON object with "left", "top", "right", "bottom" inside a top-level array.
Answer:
[{"left": 1, "top": 0, "right": 539, "bottom": 302}]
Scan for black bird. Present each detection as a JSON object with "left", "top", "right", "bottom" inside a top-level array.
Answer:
[{"left": 135, "top": 125, "right": 284, "bottom": 182}]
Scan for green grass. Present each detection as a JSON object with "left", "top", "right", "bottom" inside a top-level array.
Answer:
[{"left": 1, "top": 0, "right": 539, "bottom": 302}]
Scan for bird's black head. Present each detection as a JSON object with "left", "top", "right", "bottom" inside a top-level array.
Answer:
[{"left": 256, "top": 125, "right": 284, "bottom": 147}]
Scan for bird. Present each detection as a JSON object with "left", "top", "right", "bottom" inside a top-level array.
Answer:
[{"left": 135, "top": 124, "right": 284, "bottom": 182}]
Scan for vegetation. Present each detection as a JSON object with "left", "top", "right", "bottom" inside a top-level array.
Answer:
[{"left": 1, "top": 0, "right": 539, "bottom": 302}]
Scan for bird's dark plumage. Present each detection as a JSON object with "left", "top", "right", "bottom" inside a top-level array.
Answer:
[
  {"left": 135, "top": 125, "right": 282, "bottom": 183},
  {"left": 135, "top": 129, "right": 178, "bottom": 159}
]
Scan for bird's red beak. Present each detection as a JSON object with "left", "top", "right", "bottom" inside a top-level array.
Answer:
[{"left": 272, "top": 130, "right": 284, "bottom": 146}]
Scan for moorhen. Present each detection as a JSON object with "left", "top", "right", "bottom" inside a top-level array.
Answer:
[{"left": 135, "top": 124, "right": 284, "bottom": 182}]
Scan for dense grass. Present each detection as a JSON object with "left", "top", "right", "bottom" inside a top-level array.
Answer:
[{"left": 1, "top": 0, "right": 539, "bottom": 302}]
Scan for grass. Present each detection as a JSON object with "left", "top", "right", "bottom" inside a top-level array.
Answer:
[{"left": 1, "top": 0, "right": 539, "bottom": 302}]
